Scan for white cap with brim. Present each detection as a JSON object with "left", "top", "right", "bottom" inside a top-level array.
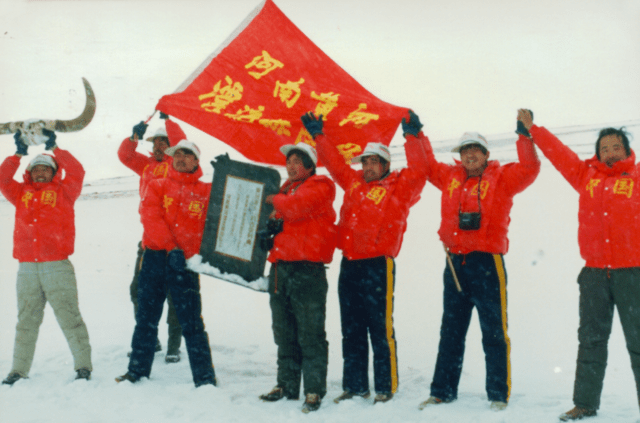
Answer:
[
  {"left": 164, "top": 139, "right": 201, "bottom": 160},
  {"left": 451, "top": 132, "right": 489, "bottom": 153},
  {"left": 145, "top": 127, "right": 168, "bottom": 141},
  {"left": 351, "top": 142, "right": 391, "bottom": 163},
  {"left": 27, "top": 154, "right": 58, "bottom": 172},
  {"left": 280, "top": 143, "right": 318, "bottom": 166}
]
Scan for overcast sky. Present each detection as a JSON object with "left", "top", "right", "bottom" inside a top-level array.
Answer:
[{"left": 1, "top": 0, "right": 639, "bottom": 181}]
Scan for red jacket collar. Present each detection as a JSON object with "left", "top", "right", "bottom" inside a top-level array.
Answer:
[{"left": 585, "top": 149, "right": 636, "bottom": 176}]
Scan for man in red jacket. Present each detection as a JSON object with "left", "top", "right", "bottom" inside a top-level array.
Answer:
[
  {"left": 258, "top": 143, "right": 337, "bottom": 413},
  {"left": 301, "top": 111, "right": 429, "bottom": 404},
  {"left": 117, "top": 117, "right": 185, "bottom": 363},
  {"left": 518, "top": 109, "right": 640, "bottom": 421},
  {"left": 116, "top": 139, "right": 216, "bottom": 387},
  {"left": 408, "top": 110, "right": 540, "bottom": 411},
  {"left": 1, "top": 130, "right": 92, "bottom": 385}
]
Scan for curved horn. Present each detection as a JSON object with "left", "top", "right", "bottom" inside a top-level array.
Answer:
[{"left": 52, "top": 78, "right": 97, "bottom": 132}]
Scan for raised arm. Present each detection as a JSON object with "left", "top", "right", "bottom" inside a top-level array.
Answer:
[
  {"left": 0, "top": 154, "right": 22, "bottom": 206},
  {"left": 54, "top": 147, "right": 86, "bottom": 203}
]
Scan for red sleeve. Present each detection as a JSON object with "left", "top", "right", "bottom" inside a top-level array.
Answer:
[
  {"left": 407, "top": 132, "right": 454, "bottom": 191},
  {"left": 500, "top": 135, "right": 541, "bottom": 195},
  {"left": 314, "top": 134, "right": 358, "bottom": 190},
  {"left": 272, "top": 177, "right": 335, "bottom": 223},
  {"left": 0, "top": 155, "right": 22, "bottom": 206},
  {"left": 118, "top": 137, "right": 148, "bottom": 176},
  {"left": 530, "top": 125, "right": 587, "bottom": 192},
  {"left": 140, "top": 180, "right": 177, "bottom": 251},
  {"left": 53, "top": 148, "right": 85, "bottom": 202}
]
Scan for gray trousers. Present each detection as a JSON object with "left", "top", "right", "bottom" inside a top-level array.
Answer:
[
  {"left": 573, "top": 267, "right": 640, "bottom": 410},
  {"left": 11, "top": 260, "right": 92, "bottom": 376}
]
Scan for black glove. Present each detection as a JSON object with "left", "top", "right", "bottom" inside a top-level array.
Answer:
[
  {"left": 159, "top": 112, "right": 169, "bottom": 119},
  {"left": 402, "top": 110, "right": 423, "bottom": 137},
  {"left": 168, "top": 249, "right": 186, "bottom": 272},
  {"left": 131, "top": 121, "right": 148, "bottom": 140},
  {"left": 42, "top": 129, "right": 57, "bottom": 150},
  {"left": 14, "top": 131, "right": 28, "bottom": 156},
  {"left": 257, "top": 218, "right": 284, "bottom": 251},
  {"left": 516, "top": 110, "right": 534, "bottom": 138},
  {"left": 300, "top": 112, "right": 324, "bottom": 138}
]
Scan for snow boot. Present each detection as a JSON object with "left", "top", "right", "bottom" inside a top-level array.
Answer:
[
  {"left": 490, "top": 401, "right": 507, "bottom": 411},
  {"left": 559, "top": 407, "right": 597, "bottom": 421},
  {"left": 418, "top": 396, "right": 451, "bottom": 410},
  {"left": 333, "top": 390, "right": 371, "bottom": 403},
  {"left": 75, "top": 368, "right": 91, "bottom": 381},
  {"left": 373, "top": 393, "right": 393, "bottom": 404},
  {"left": 165, "top": 350, "right": 181, "bottom": 363},
  {"left": 2, "top": 372, "right": 26, "bottom": 386},
  {"left": 260, "top": 386, "right": 298, "bottom": 401},
  {"left": 115, "top": 372, "right": 140, "bottom": 384},
  {"left": 302, "top": 394, "right": 321, "bottom": 413}
]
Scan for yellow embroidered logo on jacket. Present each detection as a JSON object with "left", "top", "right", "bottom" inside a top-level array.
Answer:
[
  {"left": 585, "top": 179, "right": 601, "bottom": 198},
  {"left": 163, "top": 196, "right": 174, "bottom": 212},
  {"left": 188, "top": 201, "right": 205, "bottom": 219},
  {"left": 366, "top": 187, "right": 387, "bottom": 205},
  {"left": 447, "top": 178, "right": 461, "bottom": 198},
  {"left": 470, "top": 180, "right": 490, "bottom": 200},
  {"left": 41, "top": 191, "right": 57, "bottom": 207},
  {"left": 613, "top": 178, "right": 634, "bottom": 198},
  {"left": 21, "top": 192, "right": 34, "bottom": 208}
]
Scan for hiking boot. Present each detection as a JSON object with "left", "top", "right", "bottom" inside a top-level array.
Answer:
[
  {"left": 374, "top": 393, "right": 394, "bottom": 404},
  {"left": 259, "top": 386, "right": 298, "bottom": 401},
  {"left": 490, "top": 401, "right": 507, "bottom": 411},
  {"left": 165, "top": 351, "right": 181, "bottom": 363},
  {"left": 559, "top": 407, "right": 597, "bottom": 421},
  {"left": 302, "top": 393, "right": 321, "bottom": 413},
  {"left": 418, "top": 396, "right": 451, "bottom": 410},
  {"left": 75, "top": 368, "right": 91, "bottom": 381},
  {"left": 2, "top": 372, "right": 25, "bottom": 386},
  {"left": 333, "top": 390, "right": 371, "bottom": 403},
  {"left": 115, "top": 372, "right": 140, "bottom": 384}
]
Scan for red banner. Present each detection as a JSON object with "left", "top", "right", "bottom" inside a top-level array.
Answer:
[{"left": 156, "top": 0, "right": 408, "bottom": 166}]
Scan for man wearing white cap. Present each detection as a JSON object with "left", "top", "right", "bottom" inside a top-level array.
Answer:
[
  {"left": 118, "top": 117, "right": 186, "bottom": 363},
  {"left": 404, "top": 110, "right": 540, "bottom": 411},
  {"left": 259, "top": 142, "right": 337, "bottom": 413},
  {"left": 301, "top": 111, "right": 429, "bottom": 404},
  {"left": 0, "top": 130, "right": 92, "bottom": 384},
  {"left": 116, "top": 138, "right": 217, "bottom": 387}
]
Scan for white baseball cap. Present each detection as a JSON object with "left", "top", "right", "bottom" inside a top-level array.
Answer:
[
  {"left": 351, "top": 142, "right": 391, "bottom": 163},
  {"left": 27, "top": 154, "right": 58, "bottom": 172},
  {"left": 280, "top": 143, "right": 318, "bottom": 166},
  {"left": 145, "top": 127, "right": 169, "bottom": 142},
  {"left": 451, "top": 132, "right": 489, "bottom": 153},
  {"left": 164, "top": 139, "right": 201, "bottom": 160}
]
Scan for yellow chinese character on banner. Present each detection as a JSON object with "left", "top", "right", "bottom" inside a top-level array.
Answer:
[
  {"left": 225, "top": 105, "right": 265, "bottom": 123},
  {"left": 613, "top": 178, "right": 634, "bottom": 198},
  {"left": 585, "top": 179, "right": 601, "bottom": 198},
  {"left": 311, "top": 91, "right": 340, "bottom": 120},
  {"left": 259, "top": 119, "right": 292, "bottom": 136},
  {"left": 339, "top": 103, "right": 380, "bottom": 128},
  {"left": 21, "top": 191, "right": 33, "bottom": 208},
  {"left": 41, "top": 191, "right": 57, "bottom": 207},
  {"left": 448, "top": 179, "right": 461, "bottom": 198},
  {"left": 366, "top": 187, "right": 387, "bottom": 205},
  {"left": 295, "top": 128, "right": 316, "bottom": 147},
  {"left": 274, "top": 78, "right": 305, "bottom": 108},
  {"left": 471, "top": 180, "right": 490, "bottom": 199},
  {"left": 163, "top": 196, "right": 173, "bottom": 212},
  {"left": 245, "top": 50, "right": 284, "bottom": 80},
  {"left": 336, "top": 143, "right": 362, "bottom": 164},
  {"left": 189, "top": 201, "right": 205, "bottom": 219},
  {"left": 199, "top": 76, "right": 243, "bottom": 114}
]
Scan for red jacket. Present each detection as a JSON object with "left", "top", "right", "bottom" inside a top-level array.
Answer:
[
  {"left": 268, "top": 174, "right": 337, "bottom": 264},
  {"left": 531, "top": 125, "right": 640, "bottom": 268},
  {"left": 118, "top": 137, "right": 172, "bottom": 196},
  {"left": 140, "top": 165, "right": 210, "bottom": 259},
  {"left": 0, "top": 149, "right": 85, "bottom": 262},
  {"left": 315, "top": 134, "right": 429, "bottom": 260},
  {"left": 415, "top": 133, "right": 540, "bottom": 254}
]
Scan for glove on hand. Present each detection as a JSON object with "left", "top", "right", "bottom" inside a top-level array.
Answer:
[
  {"left": 168, "top": 249, "right": 187, "bottom": 272},
  {"left": 131, "top": 121, "right": 148, "bottom": 140},
  {"left": 300, "top": 112, "right": 324, "bottom": 138},
  {"left": 515, "top": 110, "right": 534, "bottom": 138},
  {"left": 14, "top": 131, "right": 28, "bottom": 156},
  {"left": 159, "top": 112, "right": 169, "bottom": 119},
  {"left": 402, "top": 110, "right": 423, "bottom": 137},
  {"left": 42, "top": 129, "right": 57, "bottom": 150}
]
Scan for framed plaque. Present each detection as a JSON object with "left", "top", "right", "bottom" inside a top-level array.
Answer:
[{"left": 199, "top": 154, "right": 281, "bottom": 284}]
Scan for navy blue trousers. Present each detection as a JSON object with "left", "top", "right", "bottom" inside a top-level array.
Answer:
[
  {"left": 338, "top": 256, "right": 398, "bottom": 395},
  {"left": 128, "top": 249, "right": 216, "bottom": 387},
  {"left": 430, "top": 251, "right": 511, "bottom": 402}
]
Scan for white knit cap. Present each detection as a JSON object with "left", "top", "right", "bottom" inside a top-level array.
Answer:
[
  {"left": 280, "top": 143, "right": 318, "bottom": 166},
  {"left": 145, "top": 127, "right": 168, "bottom": 141},
  {"left": 164, "top": 139, "right": 201, "bottom": 160},
  {"left": 451, "top": 132, "right": 489, "bottom": 153},
  {"left": 351, "top": 142, "right": 391, "bottom": 163},
  {"left": 27, "top": 154, "right": 58, "bottom": 172}
]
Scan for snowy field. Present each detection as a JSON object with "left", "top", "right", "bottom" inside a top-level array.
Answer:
[{"left": 1, "top": 125, "right": 640, "bottom": 423}]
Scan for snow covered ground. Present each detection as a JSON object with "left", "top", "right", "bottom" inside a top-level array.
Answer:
[{"left": 1, "top": 125, "right": 640, "bottom": 422}]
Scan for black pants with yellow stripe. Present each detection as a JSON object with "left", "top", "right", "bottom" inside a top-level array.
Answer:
[
  {"left": 430, "top": 251, "right": 511, "bottom": 403},
  {"left": 338, "top": 256, "right": 398, "bottom": 395}
]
